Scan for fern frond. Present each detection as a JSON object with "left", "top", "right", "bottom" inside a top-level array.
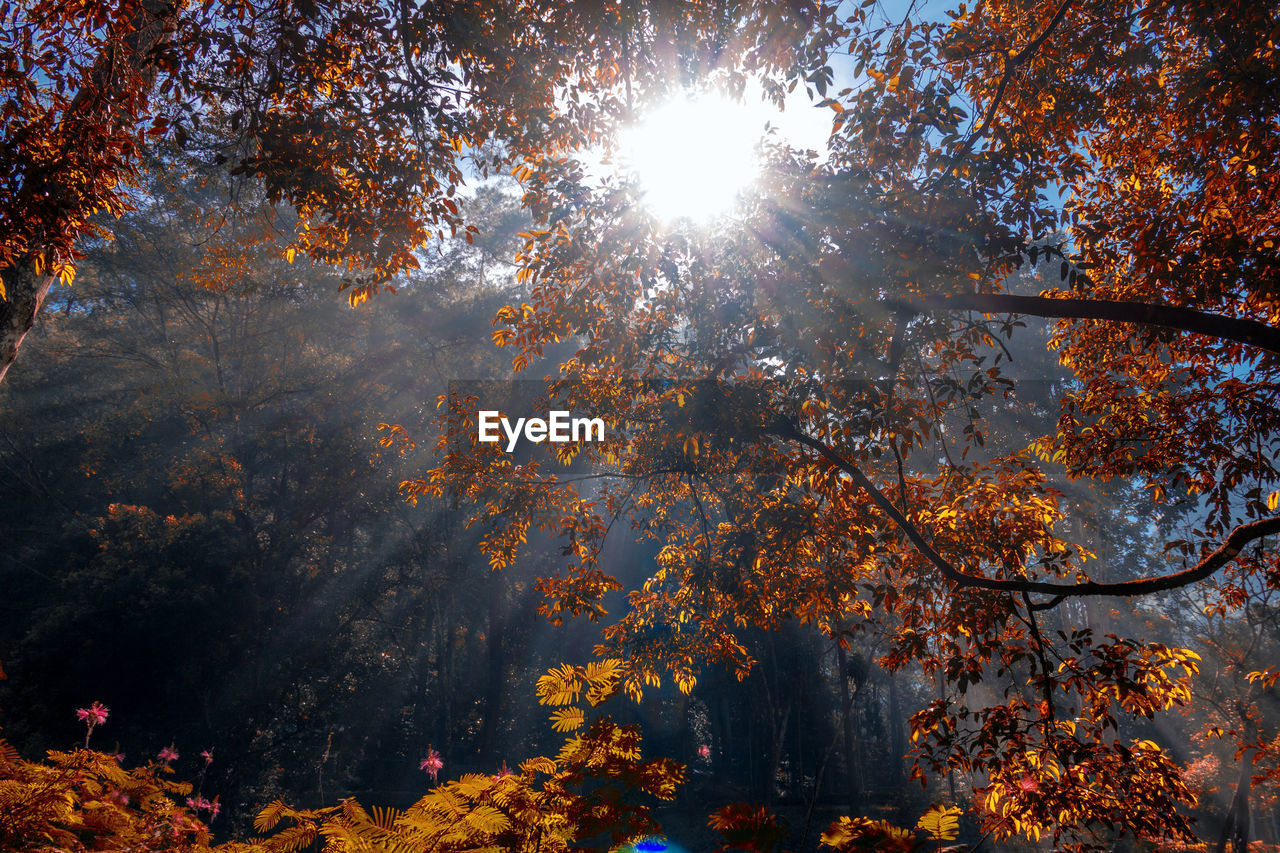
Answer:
[
  {"left": 519, "top": 757, "right": 556, "bottom": 776},
  {"left": 322, "top": 816, "right": 421, "bottom": 853},
  {"left": 261, "top": 822, "right": 320, "bottom": 853},
  {"left": 422, "top": 787, "right": 471, "bottom": 821},
  {"left": 255, "top": 800, "right": 290, "bottom": 833},
  {"left": 820, "top": 816, "right": 917, "bottom": 853},
  {"left": 461, "top": 804, "right": 512, "bottom": 836},
  {"left": 916, "top": 805, "right": 962, "bottom": 842},
  {"left": 550, "top": 707, "right": 585, "bottom": 732},
  {"left": 452, "top": 773, "right": 494, "bottom": 799},
  {"left": 318, "top": 821, "right": 365, "bottom": 852},
  {"left": 0, "top": 779, "right": 27, "bottom": 807},
  {"left": 371, "top": 805, "right": 404, "bottom": 831},
  {"left": 536, "top": 663, "right": 581, "bottom": 706},
  {"left": 338, "top": 799, "right": 370, "bottom": 823},
  {"left": 583, "top": 659, "right": 622, "bottom": 706}
]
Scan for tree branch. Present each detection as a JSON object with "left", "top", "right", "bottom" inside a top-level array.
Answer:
[
  {"left": 945, "top": 0, "right": 1074, "bottom": 167},
  {"left": 891, "top": 292, "right": 1280, "bottom": 358},
  {"left": 772, "top": 418, "right": 1280, "bottom": 600}
]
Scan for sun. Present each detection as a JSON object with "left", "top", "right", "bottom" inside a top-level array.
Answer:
[{"left": 620, "top": 91, "right": 766, "bottom": 223}]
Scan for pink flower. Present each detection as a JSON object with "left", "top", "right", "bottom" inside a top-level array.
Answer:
[
  {"left": 698, "top": 744, "right": 711, "bottom": 760},
  {"left": 158, "top": 745, "right": 179, "bottom": 762},
  {"left": 76, "top": 701, "right": 109, "bottom": 726},
  {"left": 419, "top": 746, "right": 443, "bottom": 782},
  {"left": 185, "top": 794, "right": 220, "bottom": 818},
  {"left": 76, "top": 701, "right": 109, "bottom": 746},
  {"left": 1019, "top": 775, "right": 1039, "bottom": 793},
  {"left": 200, "top": 749, "right": 214, "bottom": 765},
  {"left": 491, "top": 761, "right": 512, "bottom": 781}
]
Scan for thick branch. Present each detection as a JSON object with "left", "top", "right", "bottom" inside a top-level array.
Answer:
[
  {"left": 773, "top": 419, "right": 1280, "bottom": 599},
  {"left": 893, "top": 293, "right": 1280, "bottom": 358}
]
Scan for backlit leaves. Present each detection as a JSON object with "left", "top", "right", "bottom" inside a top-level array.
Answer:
[
  {"left": 11, "top": 0, "right": 1268, "bottom": 849},
  {"left": 429, "top": 0, "right": 1280, "bottom": 839},
  {"left": 820, "top": 816, "right": 918, "bottom": 853},
  {"left": 914, "top": 805, "right": 962, "bottom": 842},
  {"left": 709, "top": 803, "right": 790, "bottom": 853},
  {"left": 255, "top": 667, "right": 683, "bottom": 853},
  {"left": 549, "top": 707, "right": 585, "bottom": 732},
  {"left": 0, "top": 746, "right": 222, "bottom": 853}
]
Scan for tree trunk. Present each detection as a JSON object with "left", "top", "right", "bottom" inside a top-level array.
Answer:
[
  {"left": 766, "top": 700, "right": 792, "bottom": 806},
  {"left": 836, "top": 640, "right": 861, "bottom": 811},
  {"left": 887, "top": 670, "right": 906, "bottom": 783},
  {"left": 0, "top": 265, "right": 55, "bottom": 384},
  {"left": 0, "top": 0, "right": 180, "bottom": 384},
  {"left": 1215, "top": 721, "right": 1257, "bottom": 853},
  {"left": 476, "top": 583, "right": 506, "bottom": 762}
]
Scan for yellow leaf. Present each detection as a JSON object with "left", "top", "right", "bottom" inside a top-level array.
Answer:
[
  {"left": 1268, "top": 490, "right": 1278, "bottom": 511},
  {"left": 536, "top": 664, "right": 581, "bottom": 706},
  {"left": 915, "top": 805, "right": 962, "bottom": 841},
  {"left": 519, "top": 756, "right": 556, "bottom": 775}
]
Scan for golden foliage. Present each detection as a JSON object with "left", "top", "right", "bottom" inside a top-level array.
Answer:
[
  {"left": 0, "top": 742, "right": 246, "bottom": 853},
  {"left": 708, "top": 803, "right": 790, "bottom": 853},
  {"left": 820, "top": 816, "right": 919, "bottom": 853},
  {"left": 914, "top": 805, "right": 962, "bottom": 842},
  {"left": 422, "top": 0, "right": 1280, "bottom": 845},
  {"left": 253, "top": 664, "right": 682, "bottom": 853}
]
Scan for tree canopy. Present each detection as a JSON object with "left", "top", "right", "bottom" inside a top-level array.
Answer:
[
  {"left": 2, "top": 0, "right": 1279, "bottom": 851},
  {"left": 420, "top": 0, "right": 1280, "bottom": 847},
  {"left": 0, "top": 0, "right": 831, "bottom": 379}
]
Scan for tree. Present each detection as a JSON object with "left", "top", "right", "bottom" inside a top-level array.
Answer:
[
  {"left": 0, "top": 0, "right": 836, "bottom": 382},
  {"left": 0, "top": 162, "right": 552, "bottom": 827},
  {"left": 6, "top": 0, "right": 1280, "bottom": 848},
  {"left": 419, "top": 0, "right": 1280, "bottom": 848}
]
